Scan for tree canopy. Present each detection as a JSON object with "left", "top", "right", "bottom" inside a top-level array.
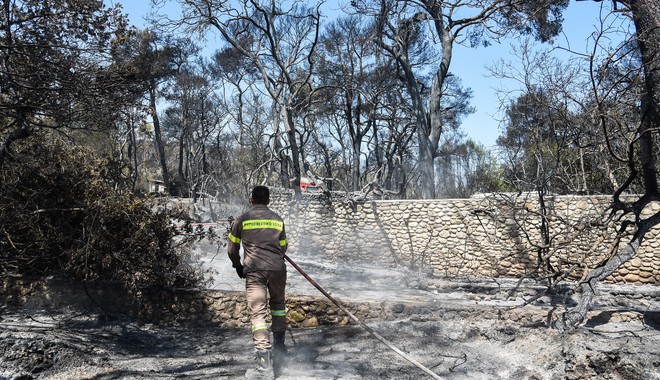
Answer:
[{"left": 0, "top": 0, "right": 136, "bottom": 164}]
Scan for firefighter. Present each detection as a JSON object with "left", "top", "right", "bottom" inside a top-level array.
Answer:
[{"left": 227, "top": 185, "right": 288, "bottom": 375}]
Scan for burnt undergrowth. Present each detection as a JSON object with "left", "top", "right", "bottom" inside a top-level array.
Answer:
[{"left": 0, "top": 134, "right": 209, "bottom": 314}]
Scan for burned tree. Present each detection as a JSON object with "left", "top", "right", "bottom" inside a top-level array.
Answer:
[
  {"left": 494, "top": 1, "right": 659, "bottom": 329},
  {"left": 554, "top": 0, "right": 660, "bottom": 329},
  {"left": 0, "top": 0, "right": 131, "bottom": 166},
  {"left": 351, "top": 0, "right": 569, "bottom": 198},
  {"left": 167, "top": 0, "right": 322, "bottom": 198}
]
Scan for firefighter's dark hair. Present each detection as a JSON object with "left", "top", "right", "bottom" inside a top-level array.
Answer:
[{"left": 251, "top": 186, "right": 270, "bottom": 205}]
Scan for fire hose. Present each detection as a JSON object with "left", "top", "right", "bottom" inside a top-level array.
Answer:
[{"left": 282, "top": 253, "right": 444, "bottom": 380}]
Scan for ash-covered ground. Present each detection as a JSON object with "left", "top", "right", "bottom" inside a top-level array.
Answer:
[{"left": 2, "top": 236, "right": 659, "bottom": 379}]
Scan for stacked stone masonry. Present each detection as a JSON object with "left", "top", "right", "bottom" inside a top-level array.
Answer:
[
  {"left": 3, "top": 193, "right": 658, "bottom": 328},
  {"left": 11, "top": 277, "right": 651, "bottom": 329},
  {"left": 270, "top": 191, "right": 659, "bottom": 285},
  {"left": 1, "top": 278, "right": 398, "bottom": 328}
]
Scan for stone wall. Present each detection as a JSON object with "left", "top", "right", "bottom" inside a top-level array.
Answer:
[
  {"left": 0, "top": 277, "right": 409, "bottom": 328},
  {"left": 270, "top": 191, "right": 659, "bottom": 285},
  {"left": 4, "top": 193, "right": 657, "bottom": 328}
]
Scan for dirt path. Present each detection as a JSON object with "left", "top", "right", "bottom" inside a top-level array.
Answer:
[{"left": 2, "top": 277, "right": 659, "bottom": 380}]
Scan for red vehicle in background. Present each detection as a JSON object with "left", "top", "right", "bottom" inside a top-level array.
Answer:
[{"left": 290, "top": 177, "right": 321, "bottom": 191}]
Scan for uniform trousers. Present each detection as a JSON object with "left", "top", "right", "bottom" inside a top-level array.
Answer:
[{"left": 245, "top": 270, "right": 287, "bottom": 350}]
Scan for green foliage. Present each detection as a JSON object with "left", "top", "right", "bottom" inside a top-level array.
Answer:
[
  {"left": 498, "top": 0, "right": 570, "bottom": 43},
  {"left": 0, "top": 0, "right": 130, "bottom": 133},
  {"left": 0, "top": 133, "right": 203, "bottom": 291},
  {"left": 436, "top": 139, "right": 508, "bottom": 198}
]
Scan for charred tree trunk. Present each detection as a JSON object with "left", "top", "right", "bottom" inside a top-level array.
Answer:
[
  {"left": 0, "top": 124, "right": 30, "bottom": 169},
  {"left": 150, "top": 83, "right": 174, "bottom": 195},
  {"left": 555, "top": 208, "right": 659, "bottom": 329},
  {"left": 630, "top": 0, "right": 660, "bottom": 196},
  {"left": 312, "top": 128, "right": 334, "bottom": 192},
  {"left": 177, "top": 125, "right": 187, "bottom": 196},
  {"left": 555, "top": 0, "right": 660, "bottom": 330},
  {"left": 127, "top": 117, "right": 138, "bottom": 192},
  {"left": 283, "top": 107, "right": 302, "bottom": 200}
]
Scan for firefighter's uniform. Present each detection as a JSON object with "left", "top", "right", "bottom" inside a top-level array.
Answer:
[{"left": 228, "top": 204, "right": 288, "bottom": 351}]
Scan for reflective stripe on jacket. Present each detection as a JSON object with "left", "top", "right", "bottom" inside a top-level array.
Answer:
[{"left": 228, "top": 204, "right": 288, "bottom": 272}]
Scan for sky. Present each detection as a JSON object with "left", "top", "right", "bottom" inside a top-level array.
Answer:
[
  {"left": 452, "top": 1, "right": 624, "bottom": 149},
  {"left": 107, "top": 0, "right": 625, "bottom": 149}
]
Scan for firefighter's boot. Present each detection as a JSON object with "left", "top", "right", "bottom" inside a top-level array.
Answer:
[
  {"left": 245, "top": 350, "right": 274, "bottom": 379},
  {"left": 256, "top": 349, "right": 272, "bottom": 371},
  {"left": 273, "top": 331, "right": 287, "bottom": 354}
]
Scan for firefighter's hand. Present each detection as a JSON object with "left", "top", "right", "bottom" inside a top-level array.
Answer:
[{"left": 235, "top": 265, "right": 246, "bottom": 279}]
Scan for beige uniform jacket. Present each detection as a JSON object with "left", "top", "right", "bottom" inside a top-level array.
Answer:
[{"left": 227, "top": 204, "right": 288, "bottom": 272}]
